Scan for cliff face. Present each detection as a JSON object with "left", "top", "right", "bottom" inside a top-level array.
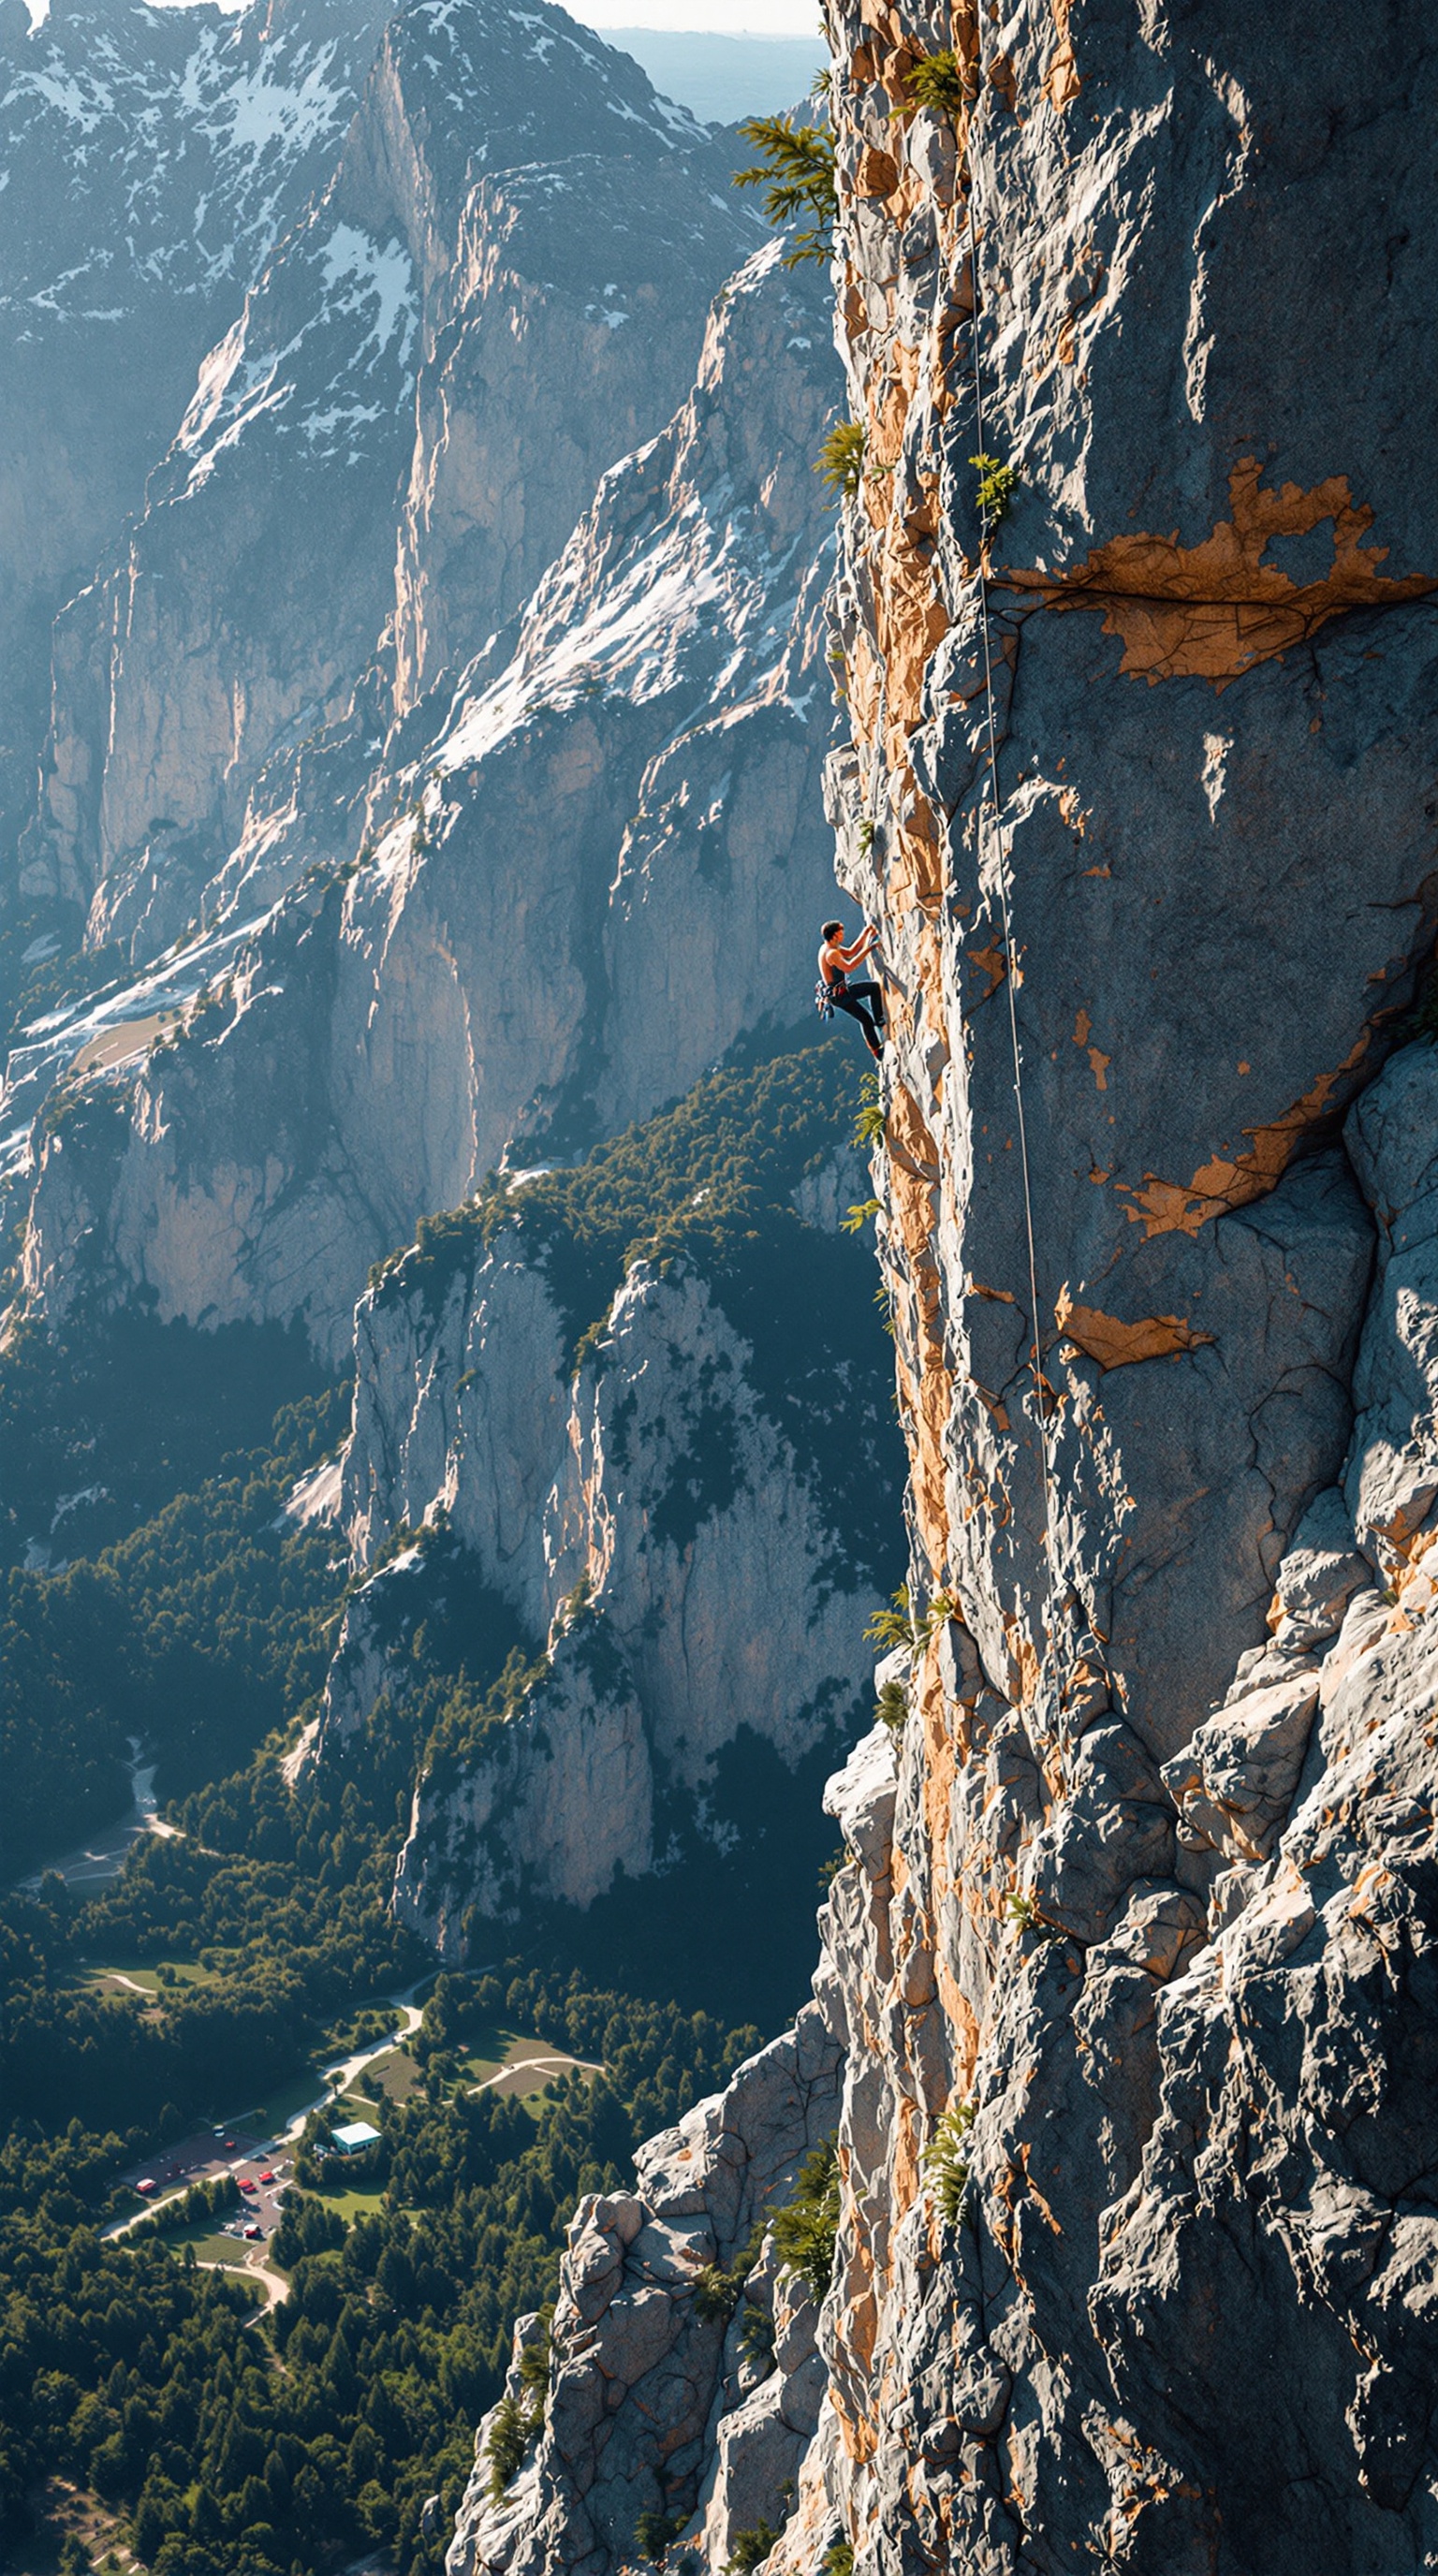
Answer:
[
  {"left": 299, "top": 1043, "right": 900, "bottom": 1945},
  {"left": 12, "top": 240, "right": 841, "bottom": 1357},
  {"left": 465, "top": 6, "right": 1438, "bottom": 2570},
  {"left": 0, "top": 0, "right": 387, "bottom": 867},
  {"left": 18, "top": 0, "right": 756, "bottom": 948}
]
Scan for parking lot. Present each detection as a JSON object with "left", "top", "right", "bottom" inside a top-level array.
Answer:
[{"left": 118, "top": 2120, "right": 294, "bottom": 2241}]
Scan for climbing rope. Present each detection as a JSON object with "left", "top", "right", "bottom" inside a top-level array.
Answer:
[{"left": 961, "top": 91, "right": 1063, "bottom": 1715}]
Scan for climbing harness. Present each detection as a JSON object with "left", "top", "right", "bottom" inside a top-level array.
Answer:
[
  {"left": 814, "top": 975, "right": 839, "bottom": 1020},
  {"left": 962, "top": 91, "right": 1063, "bottom": 1714}
]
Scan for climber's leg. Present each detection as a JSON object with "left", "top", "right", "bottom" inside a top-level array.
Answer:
[
  {"left": 832, "top": 988, "right": 884, "bottom": 1058},
  {"left": 846, "top": 977, "right": 885, "bottom": 1030}
]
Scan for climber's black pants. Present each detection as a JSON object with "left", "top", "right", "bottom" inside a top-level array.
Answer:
[{"left": 832, "top": 981, "right": 885, "bottom": 1056}]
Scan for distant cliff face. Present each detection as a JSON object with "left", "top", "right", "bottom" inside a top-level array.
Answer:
[
  {"left": 0, "top": 0, "right": 389, "bottom": 871},
  {"left": 13, "top": 239, "right": 842, "bottom": 1356},
  {"left": 464, "top": 4, "right": 1438, "bottom": 2571},
  {"left": 298, "top": 1043, "right": 901, "bottom": 1945},
  {"left": 15, "top": 0, "right": 756, "bottom": 950}
]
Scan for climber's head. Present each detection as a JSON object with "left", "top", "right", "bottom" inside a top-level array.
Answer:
[{"left": 821, "top": 920, "right": 844, "bottom": 943}]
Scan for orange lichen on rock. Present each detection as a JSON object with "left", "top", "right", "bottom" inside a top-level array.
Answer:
[
  {"left": 886, "top": 1080, "right": 951, "bottom": 1573},
  {"left": 1044, "top": 0, "right": 1080, "bottom": 110},
  {"left": 1117, "top": 1031, "right": 1372, "bottom": 1236},
  {"left": 968, "top": 938, "right": 1007, "bottom": 1000},
  {"left": 1055, "top": 1287, "right": 1213, "bottom": 1370},
  {"left": 891, "top": 2095, "right": 922, "bottom": 2222},
  {"left": 988, "top": 53, "right": 1018, "bottom": 113},
  {"left": 1004, "top": 460, "right": 1437, "bottom": 687},
  {"left": 856, "top": 145, "right": 900, "bottom": 199}
]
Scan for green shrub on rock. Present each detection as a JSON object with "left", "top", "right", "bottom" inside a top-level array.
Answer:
[{"left": 771, "top": 2138, "right": 840, "bottom": 2301}]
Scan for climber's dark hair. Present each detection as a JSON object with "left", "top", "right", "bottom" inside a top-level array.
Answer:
[{"left": 821, "top": 919, "right": 844, "bottom": 940}]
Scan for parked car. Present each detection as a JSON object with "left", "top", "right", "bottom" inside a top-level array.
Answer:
[
  {"left": 243, "top": 2224, "right": 263, "bottom": 2241},
  {"left": 135, "top": 2179, "right": 156, "bottom": 2196},
  {"left": 258, "top": 2170, "right": 276, "bottom": 2185}
]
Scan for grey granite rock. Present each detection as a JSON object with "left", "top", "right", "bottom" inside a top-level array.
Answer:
[
  {"left": 475, "top": 4, "right": 1438, "bottom": 2569},
  {"left": 0, "top": 0, "right": 389, "bottom": 865},
  {"left": 17, "top": 0, "right": 756, "bottom": 935},
  {"left": 8, "top": 235, "right": 842, "bottom": 1350},
  {"left": 446, "top": 2017, "right": 841, "bottom": 2576}
]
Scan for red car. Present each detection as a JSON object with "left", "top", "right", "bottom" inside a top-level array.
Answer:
[
  {"left": 243, "top": 2225, "right": 263, "bottom": 2241},
  {"left": 239, "top": 2178, "right": 257, "bottom": 2193},
  {"left": 258, "top": 2171, "right": 276, "bottom": 2185}
]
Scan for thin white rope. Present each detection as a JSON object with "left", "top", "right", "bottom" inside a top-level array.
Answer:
[{"left": 962, "top": 93, "right": 1062, "bottom": 1711}]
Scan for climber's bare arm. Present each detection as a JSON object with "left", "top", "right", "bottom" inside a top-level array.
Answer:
[{"left": 829, "top": 926, "right": 879, "bottom": 973}]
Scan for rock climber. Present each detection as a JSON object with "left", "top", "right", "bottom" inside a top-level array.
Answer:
[{"left": 816, "top": 916, "right": 886, "bottom": 1059}]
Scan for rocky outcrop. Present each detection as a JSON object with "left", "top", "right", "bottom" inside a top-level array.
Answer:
[
  {"left": 448, "top": 2011, "right": 843, "bottom": 2576},
  {"left": 19, "top": 0, "right": 756, "bottom": 944},
  {"left": 11, "top": 236, "right": 842, "bottom": 1354},
  {"left": 462, "top": 4, "right": 1438, "bottom": 2569},
  {"left": 0, "top": 0, "right": 387, "bottom": 866}
]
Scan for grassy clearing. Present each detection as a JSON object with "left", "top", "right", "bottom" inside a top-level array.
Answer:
[
  {"left": 311, "top": 2183, "right": 389, "bottom": 2222},
  {"left": 78, "top": 1956, "right": 221, "bottom": 1998},
  {"left": 459, "top": 2025, "right": 594, "bottom": 2086},
  {"left": 351, "top": 2044, "right": 421, "bottom": 2102},
  {"left": 178, "top": 2226, "right": 257, "bottom": 2269}
]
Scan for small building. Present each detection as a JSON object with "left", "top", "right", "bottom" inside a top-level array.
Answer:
[{"left": 330, "top": 2120, "right": 381, "bottom": 2158}]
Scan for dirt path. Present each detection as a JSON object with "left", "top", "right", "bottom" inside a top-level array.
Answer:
[{"left": 468, "top": 2052, "right": 603, "bottom": 2098}]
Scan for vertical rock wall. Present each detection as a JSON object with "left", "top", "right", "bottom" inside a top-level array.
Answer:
[
  {"left": 11, "top": 241, "right": 841, "bottom": 1357},
  {"left": 790, "top": 0, "right": 1438, "bottom": 2563},
  {"left": 462, "top": 7, "right": 1438, "bottom": 2571},
  {"left": 19, "top": 0, "right": 755, "bottom": 941}
]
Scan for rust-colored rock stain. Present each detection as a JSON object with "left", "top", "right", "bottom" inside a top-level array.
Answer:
[{"left": 1004, "top": 460, "right": 1437, "bottom": 687}]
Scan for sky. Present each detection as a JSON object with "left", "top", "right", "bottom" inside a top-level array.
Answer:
[
  {"left": 123, "top": 0, "right": 824, "bottom": 30},
  {"left": 573, "top": 4, "right": 820, "bottom": 26}
]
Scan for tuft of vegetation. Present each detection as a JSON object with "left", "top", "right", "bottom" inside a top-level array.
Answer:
[
  {"left": 518, "top": 2304, "right": 553, "bottom": 2411},
  {"left": 852, "top": 1070, "right": 885, "bottom": 1148},
  {"left": 726, "top": 2521, "right": 782, "bottom": 2573},
  {"left": 770, "top": 2138, "right": 841, "bottom": 2303},
  {"left": 738, "top": 2305, "right": 776, "bottom": 2366},
  {"left": 814, "top": 420, "right": 867, "bottom": 501},
  {"left": 692, "top": 2262, "right": 739, "bottom": 2324},
  {"left": 923, "top": 2096, "right": 975, "bottom": 2222},
  {"left": 863, "top": 1584, "right": 957, "bottom": 1658},
  {"left": 822, "top": 2543, "right": 855, "bottom": 2576},
  {"left": 635, "top": 2510, "right": 686, "bottom": 2563},
  {"left": 874, "top": 1677, "right": 907, "bottom": 1735},
  {"left": 841, "top": 1198, "right": 881, "bottom": 1235},
  {"left": 733, "top": 114, "right": 837, "bottom": 266},
  {"left": 1004, "top": 1890, "right": 1063, "bottom": 1940},
  {"left": 691, "top": 2221, "right": 764, "bottom": 2326},
  {"left": 894, "top": 49, "right": 976, "bottom": 118},
  {"left": 972, "top": 452, "right": 1020, "bottom": 533},
  {"left": 486, "top": 2393, "right": 533, "bottom": 2501},
  {"left": 866, "top": 1585, "right": 913, "bottom": 1652},
  {"left": 917, "top": 1588, "right": 958, "bottom": 1646},
  {"left": 486, "top": 2313, "right": 553, "bottom": 2507}
]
